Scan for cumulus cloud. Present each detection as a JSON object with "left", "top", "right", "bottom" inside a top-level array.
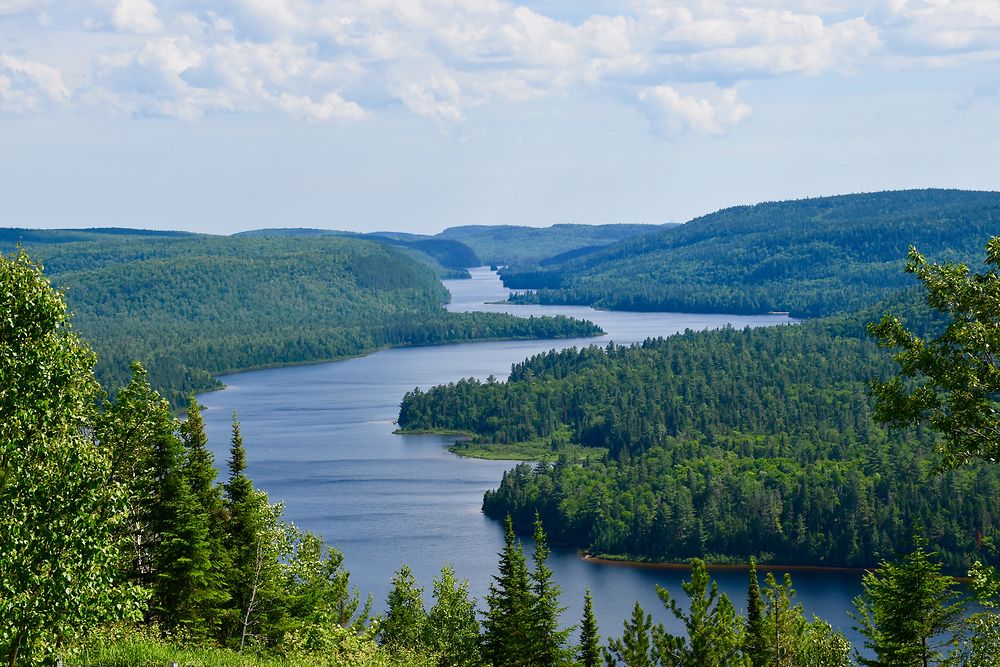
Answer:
[
  {"left": 638, "top": 83, "right": 750, "bottom": 136},
  {"left": 111, "top": 0, "right": 161, "bottom": 34},
  {"left": 0, "top": 54, "right": 68, "bottom": 112},
  {"left": 0, "top": 0, "right": 997, "bottom": 132}
]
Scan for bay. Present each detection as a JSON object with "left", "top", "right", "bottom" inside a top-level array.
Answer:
[{"left": 198, "top": 267, "right": 865, "bottom": 644}]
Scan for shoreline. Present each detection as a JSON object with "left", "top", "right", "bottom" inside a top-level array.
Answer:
[
  {"left": 581, "top": 554, "right": 973, "bottom": 582},
  {"left": 581, "top": 554, "right": 868, "bottom": 575}
]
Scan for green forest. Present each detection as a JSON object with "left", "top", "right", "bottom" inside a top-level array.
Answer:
[
  {"left": 0, "top": 230, "right": 601, "bottom": 406},
  {"left": 501, "top": 189, "right": 1000, "bottom": 317},
  {"left": 7, "top": 229, "right": 1000, "bottom": 665},
  {"left": 399, "top": 300, "right": 1000, "bottom": 571}
]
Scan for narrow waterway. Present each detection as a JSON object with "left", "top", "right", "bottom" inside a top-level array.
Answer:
[{"left": 198, "top": 268, "right": 866, "bottom": 644}]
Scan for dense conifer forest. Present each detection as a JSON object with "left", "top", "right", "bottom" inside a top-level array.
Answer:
[
  {"left": 0, "top": 230, "right": 601, "bottom": 406},
  {"left": 501, "top": 189, "right": 1000, "bottom": 317},
  {"left": 399, "top": 301, "right": 1000, "bottom": 571}
]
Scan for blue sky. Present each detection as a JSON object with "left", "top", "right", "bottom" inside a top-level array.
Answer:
[{"left": 1, "top": 0, "right": 998, "bottom": 234}]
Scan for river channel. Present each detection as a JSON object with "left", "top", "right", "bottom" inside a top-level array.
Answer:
[{"left": 198, "top": 268, "right": 866, "bottom": 644}]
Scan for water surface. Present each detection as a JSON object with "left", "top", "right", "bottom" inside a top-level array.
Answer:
[{"left": 198, "top": 268, "right": 864, "bottom": 643}]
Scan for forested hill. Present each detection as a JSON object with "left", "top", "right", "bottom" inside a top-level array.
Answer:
[
  {"left": 236, "top": 227, "right": 478, "bottom": 279},
  {"left": 438, "top": 222, "right": 668, "bottom": 266},
  {"left": 2, "top": 231, "right": 601, "bottom": 406},
  {"left": 398, "top": 299, "right": 1000, "bottom": 572},
  {"left": 502, "top": 189, "right": 1000, "bottom": 317}
]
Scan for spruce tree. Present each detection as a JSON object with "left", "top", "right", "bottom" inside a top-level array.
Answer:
[
  {"left": 380, "top": 564, "right": 427, "bottom": 651},
  {"left": 852, "top": 543, "right": 963, "bottom": 666},
  {"left": 222, "top": 414, "right": 289, "bottom": 648},
  {"left": 744, "top": 558, "right": 767, "bottom": 666},
  {"left": 483, "top": 515, "right": 534, "bottom": 666},
  {"left": 179, "top": 395, "right": 229, "bottom": 633},
  {"left": 529, "top": 512, "right": 571, "bottom": 665},
  {"left": 99, "top": 364, "right": 214, "bottom": 632},
  {"left": 579, "top": 588, "right": 601, "bottom": 667},
  {"left": 425, "top": 565, "right": 481, "bottom": 667}
]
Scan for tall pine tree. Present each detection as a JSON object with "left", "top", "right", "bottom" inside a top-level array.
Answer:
[
  {"left": 579, "top": 588, "right": 601, "bottom": 667},
  {"left": 744, "top": 558, "right": 766, "bottom": 666},
  {"left": 529, "top": 512, "right": 571, "bottom": 665},
  {"left": 178, "top": 395, "right": 229, "bottom": 633},
  {"left": 483, "top": 515, "right": 534, "bottom": 666}
]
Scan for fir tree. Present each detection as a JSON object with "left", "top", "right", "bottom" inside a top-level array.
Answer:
[
  {"left": 853, "top": 543, "right": 964, "bottom": 667},
  {"left": 579, "top": 588, "right": 601, "bottom": 667},
  {"left": 222, "top": 414, "right": 290, "bottom": 649},
  {"left": 744, "top": 558, "right": 767, "bottom": 666},
  {"left": 380, "top": 564, "right": 427, "bottom": 651},
  {"left": 483, "top": 515, "right": 534, "bottom": 666},
  {"left": 178, "top": 395, "right": 229, "bottom": 633},
  {"left": 529, "top": 512, "right": 571, "bottom": 665}
]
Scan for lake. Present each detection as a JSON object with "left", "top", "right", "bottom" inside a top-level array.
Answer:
[{"left": 197, "top": 267, "right": 866, "bottom": 644}]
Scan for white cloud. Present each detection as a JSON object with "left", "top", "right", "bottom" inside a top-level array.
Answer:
[
  {"left": 638, "top": 83, "right": 750, "bottom": 136},
  {"left": 112, "top": 0, "right": 161, "bottom": 34},
  {"left": 0, "top": 0, "right": 46, "bottom": 16},
  {"left": 0, "top": 54, "right": 69, "bottom": 112},
  {"left": 1, "top": 0, "right": 998, "bottom": 130}
]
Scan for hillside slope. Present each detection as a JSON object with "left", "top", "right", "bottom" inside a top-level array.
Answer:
[
  {"left": 503, "top": 189, "right": 1000, "bottom": 317},
  {"left": 438, "top": 223, "right": 668, "bottom": 266},
  {"left": 2, "top": 231, "right": 601, "bottom": 404}
]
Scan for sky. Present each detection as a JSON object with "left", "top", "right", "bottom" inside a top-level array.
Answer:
[{"left": 1, "top": 1, "right": 998, "bottom": 235}]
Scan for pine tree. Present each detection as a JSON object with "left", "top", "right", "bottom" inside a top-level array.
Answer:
[
  {"left": 483, "top": 515, "right": 534, "bottom": 666},
  {"left": 604, "top": 601, "right": 655, "bottom": 667},
  {"left": 425, "top": 565, "right": 481, "bottom": 667},
  {"left": 744, "top": 558, "right": 767, "bottom": 666},
  {"left": 529, "top": 512, "right": 571, "bottom": 665},
  {"left": 652, "top": 560, "right": 741, "bottom": 667},
  {"left": 380, "top": 564, "right": 427, "bottom": 650},
  {"left": 579, "top": 588, "right": 602, "bottom": 667},
  {"left": 853, "top": 543, "right": 964, "bottom": 666}
]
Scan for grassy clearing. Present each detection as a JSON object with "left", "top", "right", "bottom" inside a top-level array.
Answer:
[{"left": 449, "top": 439, "right": 607, "bottom": 462}]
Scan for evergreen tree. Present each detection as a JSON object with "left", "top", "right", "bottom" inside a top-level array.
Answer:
[
  {"left": 425, "top": 565, "right": 481, "bottom": 667},
  {"left": 483, "top": 515, "right": 534, "bottom": 666},
  {"left": 380, "top": 564, "right": 427, "bottom": 651},
  {"left": 604, "top": 601, "right": 655, "bottom": 667},
  {"left": 652, "top": 560, "right": 741, "bottom": 667},
  {"left": 529, "top": 512, "right": 571, "bottom": 665},
  {"left": 744, "top": 558, "right": 766, "bottom": 666},
  {"left": 579, "top": 588, "right": 602, "bottom": 667},
  {"left": 100, "top": 364, "right": 214, "bottom": 632},
  {"left": 178, "top": 395, "right": 230, "bottom": 632},
  {"left": 852, "top": 543, "right": 964, "bottom": 666},
  {"left": 222, "top": 414, "right": 290, "bottom": 649}
]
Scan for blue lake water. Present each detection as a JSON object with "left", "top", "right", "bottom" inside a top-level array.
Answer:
[{"left": 198, "top": 268, "right": 867, "bottom": 644}]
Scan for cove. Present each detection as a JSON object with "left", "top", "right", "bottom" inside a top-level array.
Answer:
[{"left": 197, "top": 267, "right": 866, "bottom": 644}]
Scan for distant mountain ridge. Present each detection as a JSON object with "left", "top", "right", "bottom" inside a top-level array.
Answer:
[{"left": 502, "top": 189, "right": 1000, "bottom": 318}]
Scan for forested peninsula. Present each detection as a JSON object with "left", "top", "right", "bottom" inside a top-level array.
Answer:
[{"left": 0, "top": 229, "right": 601, "bottom": 405}]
